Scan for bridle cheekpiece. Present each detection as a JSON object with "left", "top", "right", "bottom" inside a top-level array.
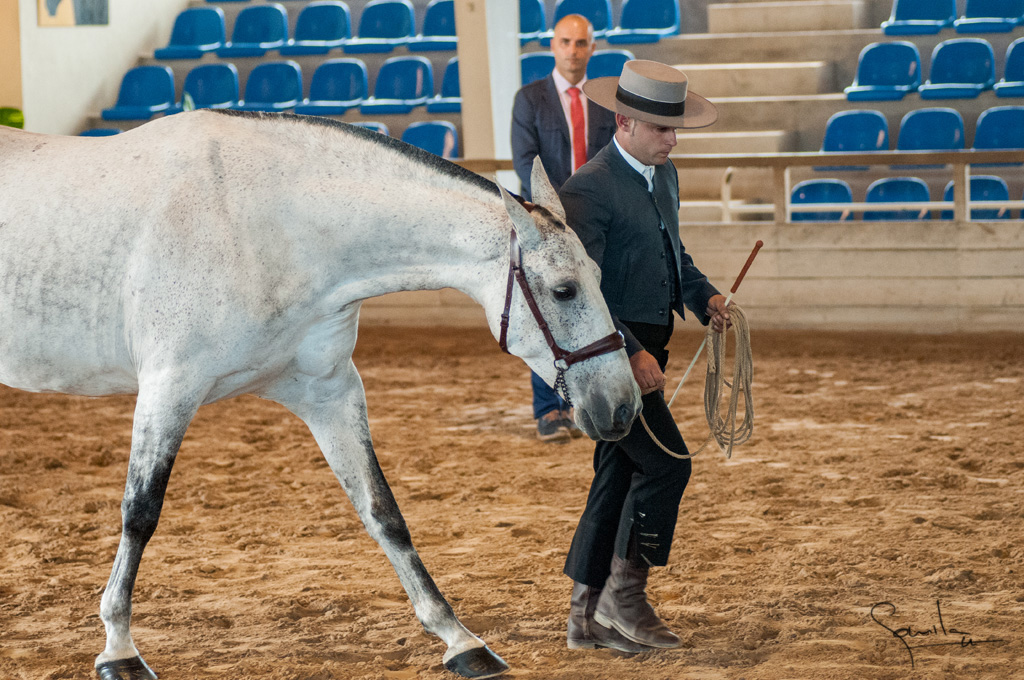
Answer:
[{"left": 497, "top": 227, "right": 625, "bottom": 406}]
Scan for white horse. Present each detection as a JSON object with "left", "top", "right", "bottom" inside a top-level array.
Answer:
[{"left": 0, "top": 110, "right": 640, "bottom": 680}]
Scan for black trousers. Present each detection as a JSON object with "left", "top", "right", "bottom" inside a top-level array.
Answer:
[{"left": 563, "top": 320, "right": 692, "bottom": 588}]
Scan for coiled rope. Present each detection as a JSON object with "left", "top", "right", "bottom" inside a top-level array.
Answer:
[{"left": 638, "top": 303, "right": 754, "bottom": 460}]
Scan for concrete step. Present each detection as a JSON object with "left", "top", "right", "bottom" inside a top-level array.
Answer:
[
  {"left": 676, "top": 129, "right": 797, "bottom": 154},
  {"left": 708, "top": 0, "right": 868, "bottom": 33},
  {"left": 675, "top": 61, "right": 835, "bottom": 97}
]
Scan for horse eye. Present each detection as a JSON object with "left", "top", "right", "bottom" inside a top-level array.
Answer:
[{"left": 553, "top": 283, "right": 577, "bottom": 301}]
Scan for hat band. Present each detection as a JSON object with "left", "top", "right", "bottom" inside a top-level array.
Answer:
[{"left": 615, "top": 86, "right": 686, "bottom": 117}]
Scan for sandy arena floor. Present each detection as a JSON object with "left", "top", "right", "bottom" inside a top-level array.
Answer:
[{"left": 1, "top": 326, "right": 1022, "bottom": 680}]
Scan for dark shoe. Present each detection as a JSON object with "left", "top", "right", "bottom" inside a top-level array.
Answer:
[
  {"left": 537, "top": 411, "right": 570, "bottom": 442},
  {"left": 567, "top": 582, "right": 649, "bottom": 653},
  {"left": 560, "top": 409, "right": 584, "bottom": 439},
  {"left": 593, "top": 555, "right": 681, "bottom": 649}
]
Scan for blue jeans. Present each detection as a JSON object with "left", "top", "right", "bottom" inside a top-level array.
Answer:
[{"left": 531, "top": 370, "right": 568, "bottom": 419}]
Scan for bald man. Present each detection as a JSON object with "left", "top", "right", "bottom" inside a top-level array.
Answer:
[{"left": 511, "top": 14, "right": 617, "bottom": 441}]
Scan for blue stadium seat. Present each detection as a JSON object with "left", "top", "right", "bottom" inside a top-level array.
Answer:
[
  {"left": 351, "top": 121, "right": 389, "bottom": 135},
  {"left": 919, "top": 38, "right": 996, "bottom": 98},
  {"left": 401, "top": 120, "right": 459, "bottom": 158},
  {"left": 155, "top": 7, "right": 226, "bottom": 59},
  {"left": 822, "top": 110, "right": 889, "bottom": 152},
  {"left": 280, "top": 1, "right": 351, "bottom": 55},
  {"left": 426, "top": 57, "right": 461, "bottom": 113},
  {"left": 844, "top": 41, "right": 921, "bottom": 101},
  {"left": 360, "top": 56, "right": 433, "bottom": 114},
  {"left": 896, "top": 107, "right": 964, "bottom": 150},
  {"left": 233, "top": 61, "right": 303, "bottom": 111},
  {"left": 893, "top": 107, "right": 964, "bottom": 168},
  {"left": 994, "top": 37, "right": 1024, "bottom": 96},
  {"left": 294, "top": 58, "right": 367, "bottom": 115},
  {"left": 818, "top": 109, "right": 889, "bottom": 169},
  {"left": 587, "top": 49, "right": 634, "bottom": 79},
  {"left": 173, "top": 63, "right": 240, "bottom": 113},
  {"left": 954, "top": 0, "right": 1024, "bottom": 32},
  {"left": 519, "top": 0, "right": 546, "bottom": 45},
  {"left": 790, "top": 179, "right": 853, "bottom": 221},
  {"left": 882, "top": 0, "right": 956, "bottom": 34},
  {"left": 79, "top": 128, "right": 121, "bottom": 136},
  {"left": 972, "top": 105, "right": 1024, "bottom": 149},
  {"left": 102, "top": 65, "right": 176, "bottom": 120},
  {"left": 343, "top": 0, "right": 414, "bottom": 53},
  {"left": 941, "top": 176, "right": 1011, "bottom": 218},
  {"left": 864, "top": 177, "right": 932, "bottom": 220},
  {"left": 217, "top": 3, "right": 288, "bottom": 58},
  {"left": 521, "top": 52, "right": 555, "bottom": 85},
  {"left": 408, "top": 0, "right": 456, "bottom": 51},
  {"left": 606, "top": 0, "right": 681, "bottom": 44}
]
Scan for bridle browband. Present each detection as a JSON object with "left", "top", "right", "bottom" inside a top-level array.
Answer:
[{"left": 498, "top": 227, "right": 625, "bottom": 406}]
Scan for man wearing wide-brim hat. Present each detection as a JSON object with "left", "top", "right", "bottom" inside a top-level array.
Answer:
[{"left": 560, "top": 60, "right": 732, "bottom": 653}]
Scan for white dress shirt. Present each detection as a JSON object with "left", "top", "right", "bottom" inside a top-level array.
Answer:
[{"left": 552, "top": 69, "right": 590, "bottom": 168}]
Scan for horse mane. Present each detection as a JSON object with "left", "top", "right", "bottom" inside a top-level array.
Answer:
[{"left": 212, "top": 110, "right": 500, "bottom": 198}]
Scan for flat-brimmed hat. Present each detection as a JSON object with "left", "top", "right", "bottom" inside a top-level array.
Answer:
[{"left": 583, "top": 59, "right": 717, "bottom": 129}]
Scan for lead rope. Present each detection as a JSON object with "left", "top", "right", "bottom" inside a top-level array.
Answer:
[{"left": 638, "top": 304, "right": 753, "bottom": 460}]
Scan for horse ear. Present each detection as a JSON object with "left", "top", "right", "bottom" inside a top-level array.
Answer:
[
  {"left": 498, "top": 180, "right": 543, "bottom": 250},
  {"left": 530, "top": 156, "right": 567, "bottom": 223}
]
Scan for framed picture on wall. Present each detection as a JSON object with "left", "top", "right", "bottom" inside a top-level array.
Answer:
[{"left": 38, "top": 0, "right": 108, "bottom": 26}]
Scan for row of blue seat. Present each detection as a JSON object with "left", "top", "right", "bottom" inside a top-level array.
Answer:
[
  {"left": 792, "top": 176, "right": 1018, "bottom": 221},
  {"left": 846, "top": 37, "right": 1024, "bottom": 101},
  {"left": 104, "top": 57, "right": 452, "bottom": 119},
  {"left": 106, "top": 49, "right": 638, "bottom": 121},
  {"left": 821, "top": 106, "right": 1024, "bottom": 157},
  {"left": 159, "top": 0, "right": 454, "bottom": 59},
  {"left": 84, "top": 118, "right": 461, "bottom": 158},
  {"left": 883, "top": 0, "right": 1024, "bottom": 34},
  {"left": 202, "top": 0, "right": 680, "bottom": 45}
]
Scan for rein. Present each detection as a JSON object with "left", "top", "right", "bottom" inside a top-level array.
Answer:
[{"left": 498, "top": 227, "right": 625, "bottom": 406}]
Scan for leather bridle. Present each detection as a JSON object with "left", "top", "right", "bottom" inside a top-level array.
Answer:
[{"left": 498, "top": 227, "right": 625, "bottom": 406}]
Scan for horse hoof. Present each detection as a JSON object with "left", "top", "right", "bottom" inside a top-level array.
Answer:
[
  {"left": 95, "top": 657, "right": 157, "bottom": 680},
  {"left": 443, "top": 645, "right": 510, "bottom": 679}
]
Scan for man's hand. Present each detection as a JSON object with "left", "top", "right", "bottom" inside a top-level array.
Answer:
[
  {"left": 706, "top": 294, "right": 732, "bottom": 334},
  {"left": 630, "top": 350, "right": 665, "bottom": 395}
]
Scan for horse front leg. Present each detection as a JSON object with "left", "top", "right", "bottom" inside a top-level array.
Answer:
[
  {"left": 95, "top": 378, "right": 203, "bottom": 680},
  {"left": 273, "top": 364, "right": 509, "bottom": 679}
]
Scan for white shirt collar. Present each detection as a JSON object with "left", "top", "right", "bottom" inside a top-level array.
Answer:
[
  {"left": 613, "top": 136, "right": 655, "bottom": 191},
  {"left": 552, "top": 68, "right": 586, "bottom": 96}
]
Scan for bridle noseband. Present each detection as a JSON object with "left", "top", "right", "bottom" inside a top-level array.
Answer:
[{"left": 498, "top": 227, "right": 625, "bottom": 406}]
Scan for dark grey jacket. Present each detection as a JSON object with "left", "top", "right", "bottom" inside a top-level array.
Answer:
[
  {"left": 559, "top": 140, "right": 719, "bottom": 356},
  {"left": 511, "top": 75, "right": 617, "bottom": 201}
]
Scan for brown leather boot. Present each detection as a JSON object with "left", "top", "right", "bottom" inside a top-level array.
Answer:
[
  {"left": 593, "top": 555, "right": 681, "bottom": 649},
  {"left": 567, "top": 581, "right": 649, "bottom": 653}
]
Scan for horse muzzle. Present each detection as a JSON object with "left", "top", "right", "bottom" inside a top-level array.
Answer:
[{"left": 576, "top": 398, "right": 640, "bottom": 441}]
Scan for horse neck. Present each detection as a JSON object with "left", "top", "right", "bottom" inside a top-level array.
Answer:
[{"left": 322, "top": 181, "right": 508, "bottom": 310}]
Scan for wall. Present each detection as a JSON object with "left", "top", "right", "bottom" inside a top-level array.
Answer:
[
  {"left": 18, "top": 0, "right": 188, "bottom": 134},
  {"left": 1, "top": 1, "right": 23, "bottom": 109}
]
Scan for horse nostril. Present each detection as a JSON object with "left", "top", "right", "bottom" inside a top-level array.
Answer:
[{"left": 613, "top": 403, "right": 635, "bottom": 430}]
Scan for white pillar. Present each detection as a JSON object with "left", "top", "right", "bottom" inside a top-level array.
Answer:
[{"left": 453, "top": 0, "right": 519, "bottom": 188}]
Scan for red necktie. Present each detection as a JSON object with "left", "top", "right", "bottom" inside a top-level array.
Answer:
[{"left": 567, "top": 86, "right": 586, "bottom": 172}]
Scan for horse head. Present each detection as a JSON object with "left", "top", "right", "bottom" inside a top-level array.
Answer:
[{"left": 494, "top": 159, "right": 640, "bottom": 441}]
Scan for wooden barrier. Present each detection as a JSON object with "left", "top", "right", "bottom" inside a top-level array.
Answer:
[{"left": 360, "top": 151, "right": 1024, "bottom": 332}]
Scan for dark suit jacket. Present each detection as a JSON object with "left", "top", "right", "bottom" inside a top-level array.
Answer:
[
  {"left": 560, "top": 141, "right": 720, "bottom": 356},
  {"left": 511, "top": 74, "right": 617, "bottom": 201}
]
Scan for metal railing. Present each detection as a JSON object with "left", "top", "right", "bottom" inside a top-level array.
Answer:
[{"left": 457, "top": 149, "right": 1024, "bottom": 223}]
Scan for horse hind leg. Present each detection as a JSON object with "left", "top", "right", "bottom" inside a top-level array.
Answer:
[
  {"left": 272, "top": 365, "right": 509, "bottom": 679},
  {"left": 95, "top": 379, "right": 204, "bottom": 680}
]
